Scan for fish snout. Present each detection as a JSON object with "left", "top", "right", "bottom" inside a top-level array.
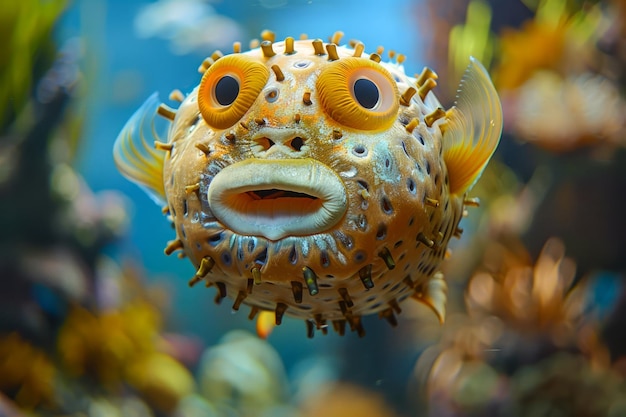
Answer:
[{"left": 251, "top": 128, "right": 309, "bottom": 157}]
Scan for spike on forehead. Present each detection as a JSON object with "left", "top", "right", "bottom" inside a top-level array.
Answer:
[
  {"left": 312, "top": 39, "right": 325, "bottom": 55},
  {"left": 169, "top": 89, "right": 184, "bottom": 102},
  {"left": 198, "top": 57, "right": 213, "bottom": 74},
  {"left": 260, "top": 29, "right": 275, "bottom": 42},
  {"left": 326, "top": 43, "right": 339, "bottom": 61},
  {"left": 284, "top": 37, "right": 295, "bottom": 54},
  {"left": 331, "top": 31, "right": 344, "bottom": 45},
  {"left": 418, "top": 78, "right": 437, "bottom": 100},
  {"left": 369, "top": 53, "right": 381, "bottom": 63},
  {"left": 416, "top": 67, "right": 438, "bottom": 87},
  {"left": 271, "top": 64, "right": 285, "bottom": 81},
  {"left": 260, "top": 40, "right": 276, "bottom": 58}
]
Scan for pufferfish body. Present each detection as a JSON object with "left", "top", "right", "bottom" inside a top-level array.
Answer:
[{"left": 114, "top": 32, "right": 502, "bottom": 337}]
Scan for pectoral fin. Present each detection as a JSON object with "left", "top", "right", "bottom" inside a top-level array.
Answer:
[
  {"left": 113, "top": 93, "right": 170, "bottom": 205},
  {"left": 412, "top": 272, "right": 448, "bottom": 323},
  {"left": 443, "top": 57, "right": 502, "bottom": 195}
]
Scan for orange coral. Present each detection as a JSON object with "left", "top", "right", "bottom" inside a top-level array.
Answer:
[
  {"left": 0, "top": 333, "right": 57, "bottom": 409},
  {"left": 495, "top": 20, "right": 566, "bottom": 90},
  {"left": 466, "top": 238, "right": 585, "bottom": 342}
]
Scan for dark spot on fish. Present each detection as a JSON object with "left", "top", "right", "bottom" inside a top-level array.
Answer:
[
  {"left": 182, "top": 199, "right": 188, "bottom": 216},
  {"left": 394, "top": 240, "right": 403, "bottom": 248},
  {"left": 407, "top": 178, "right": 416, "bottom": 194},
  {"left": 237, "top": 244, "right": 244, "bottom": 261},
  {"left": 417, "top": 133, "right": 425, "bottom": 145},
  {"left": 221, "top": 251, "right": 232, "bottom": 266},
  {"left": 385, "top": 158, "right": 391, "bottom": 168},
  {"left": 334, "top": 231, "right": 354, "bottom": 250},
  {"left": 381, "top": 196, "right": 393, "bottom": 214},
  {"left": 180, "top": 224, "right": 186, "bottom": 238},
  {"left": 208, "top": 232, "right": 223, "bottom": 246},
  {"left": 248, "top": 239, "right": 256, "bottom": 252},
  {"left": 352, "top": 145, "right": 367, "bottom": 157},
  {"left": 356, "top": 214, "right": 367, "bottom": 230},
  {"left": 391, "top": 282, "right": 401, "bottom": 291},
  {"left": 408, "top": 217, "right": 414, "bottom": 226},
  {"left": 401, "top": 141, "right": 410, "bottom": 157},
  {"left": 425, "top": 160, "right": 431, "bottom": 175},
  {"left": 376, "top": 224, "right": 387, "bottom": 240},
  {"left": 398, "top": 293, "right": 410, "bottom": 302},
  {"left": 357, "top": 179, "right": 369, "bottom": 191},
  {"left": 325, "top": 274, "right": 335, "bottom": 279},
  {"left": 353, "top": 250, "right": 366, "bottom": 263},
  {"left": 320, "top": 250, "right": 330, "bottom": 267},
  {"left": 289, "top": 245, "right": 298, "bottom": 264}
]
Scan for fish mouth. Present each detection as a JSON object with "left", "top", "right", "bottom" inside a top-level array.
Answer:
[{"left": 207, "top": 159, "right": 347, "bottom": 241}]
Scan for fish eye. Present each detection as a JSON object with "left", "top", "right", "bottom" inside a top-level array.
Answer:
[
  {"left": 198, "top": 55, "right": 269, "bottom": 129},
  {"left": 353, "top": 78, "right": 379, "bottom": 109},
  {"left": 316, "top": 57, "right": 399, "bottom": 131},
  {"left": 214, "top": 75, "right": 240, "bottom": 106}
]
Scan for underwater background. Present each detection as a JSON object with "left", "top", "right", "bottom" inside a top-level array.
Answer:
[{"left": 2, "top": 0, "right": 626, "bottom": 416}]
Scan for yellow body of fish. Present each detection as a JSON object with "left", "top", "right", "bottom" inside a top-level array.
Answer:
[{"left": 113, "top": 31, "right": 502, "bottom": 337}]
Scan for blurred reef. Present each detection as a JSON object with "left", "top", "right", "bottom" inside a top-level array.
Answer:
[{"left": 1, "top": 0, "right": 626, "bottom": 416}]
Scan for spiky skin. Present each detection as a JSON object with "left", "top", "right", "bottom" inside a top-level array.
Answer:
[{"left": 162, "top": 38, "right": 460, "bottom": 334}]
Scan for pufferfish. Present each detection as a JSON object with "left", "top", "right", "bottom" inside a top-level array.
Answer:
[{"left": 113, "top": 31, "right": 502, "bottom": 338}]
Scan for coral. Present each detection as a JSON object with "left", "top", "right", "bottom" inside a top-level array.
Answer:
[{"left": 0, "top": 333, "right": 57, "bottom": 410}]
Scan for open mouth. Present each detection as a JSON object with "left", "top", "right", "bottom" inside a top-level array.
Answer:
[
  {"left": 207, "top": 159, "right": 347, "bottom": 241},
  {"left": 247, "top": 189, "right": 318, "bottom": 200}
]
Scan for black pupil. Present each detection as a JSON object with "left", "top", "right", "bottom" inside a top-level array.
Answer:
[
  {"left": 353, "top": 78, "right": 379, "bottom": 109},
  {"left": 215, "top": 75, "right": 239, "bottom": 106}
]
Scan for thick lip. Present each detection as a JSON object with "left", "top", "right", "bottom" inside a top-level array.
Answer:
[{"left": 207, "top": 159, "right": 347, "bottom": 240}]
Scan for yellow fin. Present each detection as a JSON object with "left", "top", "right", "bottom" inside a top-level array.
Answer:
[
  {"left": 113, "top": 93, "right": 170, "bottom": 204},
  {"left": 412, "top": 272, "right": 448, "bottom": 323},
  {"left": 443, "top": 57, "right": 502, "bottom": 195},
  {"left": 256, "top": 311, "right": 276, "bottom": 339}
]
